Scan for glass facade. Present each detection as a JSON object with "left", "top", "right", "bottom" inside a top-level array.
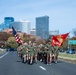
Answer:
[
  {"left": 10, "top": 21, "right": 30, "bottom": 34},
  {"left": 0, "top": 17, "right": 14, "bottom": 31},
  {"left": 4, "top": 17, "right": 14, "bottom": 28},
  {"left": 0, "top": 23, "right": 5, "bottom": 31},
  {"left": 36, "top": 16, "right": 49, "bottom": 39}
]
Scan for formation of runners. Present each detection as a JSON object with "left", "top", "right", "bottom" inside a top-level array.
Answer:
[{"left": 17, "top": 41, "right": 59, "bottom": 65}]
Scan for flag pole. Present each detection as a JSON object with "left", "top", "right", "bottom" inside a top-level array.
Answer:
[
  {"left": 68, "top": 32, "right": 70, "bottom": 50},
  {"left": 68, "top": 37, "right": 69, "bottom": 50}
]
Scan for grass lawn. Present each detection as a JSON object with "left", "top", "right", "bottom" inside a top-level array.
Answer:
[
  {"left": 59, "top": 52, "right": 76, "bottom": 58},
  {"left": 0, "top": 50, "right": 3, "bottom": 52},
  {"left": 0, "top": 50, "right": 2, "bottom": 52},
  {"left": 0, "top": 49, "right": 4, "bottom": 53},
  {"left": 59, "top": 52, "right": 76, "bottom": 64}
]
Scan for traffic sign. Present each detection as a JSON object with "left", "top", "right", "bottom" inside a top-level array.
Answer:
[{"left": 69, "top": 40, "right": 76, "bottom": 45}]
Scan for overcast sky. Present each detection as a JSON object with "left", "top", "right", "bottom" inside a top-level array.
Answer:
[{"left": 0, "top": 0, "right": 76, "bottom": 37}]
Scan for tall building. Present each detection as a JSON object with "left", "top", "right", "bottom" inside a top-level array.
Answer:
[
  {"left": 10, "top": 20, "right": 30, "bottom": 34},
  {"left": 4, "top": 17, "right": 14, "bottom": 28},
  {"left": 36, "top": 16, "right": 49, "bottom": 39},
  {"left": 0, "top": 17, "right": 14, "bottom": 31},
  {"left": 0, "top": 23, "right": 4, "bottom": 31}
]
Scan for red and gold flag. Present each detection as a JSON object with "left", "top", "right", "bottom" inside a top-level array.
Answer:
[{"left": 52, "top": 32, "right": 69, "bottom": 46}]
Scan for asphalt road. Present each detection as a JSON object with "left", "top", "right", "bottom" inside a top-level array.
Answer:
[{"left": 0, "top": 51, "right": 76, "bottom": 75}]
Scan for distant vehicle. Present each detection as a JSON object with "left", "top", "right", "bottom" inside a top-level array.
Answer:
[
  {"left": 7, "top": 48, "right": 16, "bottom": 51},
  {"left": 59, "top": 49, "right": 65, "bottom": 52},
  {"left": 66, "top": 49, "right": 75, "bottom": 54}
]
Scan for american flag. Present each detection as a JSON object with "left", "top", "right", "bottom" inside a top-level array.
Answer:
[{"left": 12, "top": 27, "right": 23, "bottom": 45}]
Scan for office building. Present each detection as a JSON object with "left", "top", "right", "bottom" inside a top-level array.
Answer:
[
  {"left": 4, "top": 17, "right": 14, "bottom": 28},
  {"left": 49, "top": 30, "right": 59, "bottom": 36},
  {"left": 30, "top": 28, "right": 36, "bottom": 35},
  {"left": 0, "top": 17, "right": 14, "bottom": 31},
  {"left": 36, "top": 16, "right": 49, "bottom": 39},
  {"left": 0, "top": 23, "right": 4, "bottom": 31},
  {"left": 10, "top": 20, "right": 30, "bottom": 34}
]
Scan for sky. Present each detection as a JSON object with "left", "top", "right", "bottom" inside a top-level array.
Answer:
[{"left": 0, "top": 0, "right": 76, "bottom": 37}]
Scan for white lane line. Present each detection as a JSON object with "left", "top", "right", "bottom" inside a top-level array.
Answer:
[
  {"left": 39, "top": 66, "right": 46, "bottom": 70},
  {"left": 0, "top": 52, "right": 9, "bottom": 59}
]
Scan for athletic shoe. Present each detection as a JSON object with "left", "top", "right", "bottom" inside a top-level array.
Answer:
[
  {"left": 49, "top": 64, "right": 51, "bottom": 65},
  {"left": 55, "top": 61, "right": 57, "bottom": 64},
  {"left": 47, "top": 64, "right": 49, "bottom": 65}
]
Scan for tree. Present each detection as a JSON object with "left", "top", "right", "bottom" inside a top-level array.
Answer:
[
  {"left": 72, "top": 28, "right": 76, "bottom": 36},
  {"left": 0, "top": 32, "right": 12, "bottom": 48},
  {"left": 61, "top": 38, "right": 68, "bottom": 50},
  {"left": 0, "top": 32, "right": 12, "bottom": 41},
  {"left": 70, "top": 37, "right": 76, "bottom": 51},
  {"left": 6, "top": 37, "right": 18, "bottom": 48}
]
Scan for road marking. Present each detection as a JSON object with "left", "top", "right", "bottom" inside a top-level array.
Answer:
[
  {"left": 0, "top": 52, "right": 9, "bottom": 59},
  {"left": 39, "top": 66, "right": 46, "bottom": 70}
]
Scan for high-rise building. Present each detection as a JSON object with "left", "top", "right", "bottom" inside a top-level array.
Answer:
[
  {"left": 4, "top": 17, "right": 14, "bottom": 28},
  {"left": 0, "top": 17, "right": 14, "bottom": 31},
  {"left": 0, "top": 23, "right": 4, "bottom": 31},
  {"left": 10, "top": 20, "right": 30, "bottom": 34},
  {"left": 36, "top": 16, "right": 49, "bottom": 39}
]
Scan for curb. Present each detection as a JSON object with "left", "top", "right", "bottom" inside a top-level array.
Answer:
[
  {"left": 58, "top": 56, "right": 76, "bottom": 64},
  {"left": 58, "top": 56, "right": 76, "bottom": 60}
]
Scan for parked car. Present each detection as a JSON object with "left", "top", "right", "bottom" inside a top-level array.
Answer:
[
  {"left": 59, "top": 49, "right": 65, "bottom": 52},
  {"left": 66, "top": 49, "right": 75, "bottom": 54},
  {"left": 7, "top": 48, "right": 16, "bottom": 51}
]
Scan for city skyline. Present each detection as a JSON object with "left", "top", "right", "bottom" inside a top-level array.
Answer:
[{"left": 0, "top": 0, "right": 76, "bottom": 37}]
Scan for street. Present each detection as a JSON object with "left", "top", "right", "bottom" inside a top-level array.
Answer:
[{"left": 0, "top": 51, "right": 76, "bottom": 75}]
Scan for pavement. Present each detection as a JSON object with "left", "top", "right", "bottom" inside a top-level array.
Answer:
[
  {"left": 0, "top": 49, "right": 76, "bottom": 63},
  {"left": 0, "top": 49, "right": 7, "bottom": 56},
  {"left": 0, "top": 51, "right": 76, "bottom": 75}
]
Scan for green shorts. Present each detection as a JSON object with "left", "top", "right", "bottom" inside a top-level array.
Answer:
[
  {"left": 47, "top": 51, "right": 52, "bottom": 55},
  {"left": 29, "top": 52, "right": 34, "bottom": 57},
  {"left": 54, "top": 50, "right": 59, "bottom": 55}
]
